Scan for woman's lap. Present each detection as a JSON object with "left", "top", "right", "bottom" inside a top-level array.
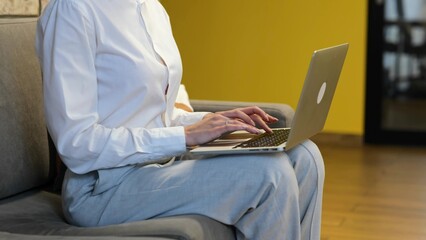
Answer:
[
  {"left": 63, "top": 140, "right": 323, "bottom": 232},
  {"left": 97, "top": 152, "right": 296, "bottom": 225}
]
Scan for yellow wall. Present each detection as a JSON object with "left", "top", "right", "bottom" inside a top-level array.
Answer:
[{"left": 162, "top": 0, "right": 367, "bottom": 135}]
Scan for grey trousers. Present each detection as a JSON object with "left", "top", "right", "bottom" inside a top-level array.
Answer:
[{"left": 62, "top": 140, "right": 325, "bottom": 240}]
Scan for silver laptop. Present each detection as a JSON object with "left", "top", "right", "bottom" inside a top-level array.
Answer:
[{"left": 189, "top": 43, "right": 349, "bottom": 155}]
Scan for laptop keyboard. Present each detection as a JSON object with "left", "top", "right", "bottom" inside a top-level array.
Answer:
[{"left": 234, "top": 129, "right": 290, "bottom": 148}]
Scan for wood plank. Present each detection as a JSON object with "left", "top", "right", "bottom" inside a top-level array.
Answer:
[{"left": 316, "top": 137, "right": 426, "bottom": 240}]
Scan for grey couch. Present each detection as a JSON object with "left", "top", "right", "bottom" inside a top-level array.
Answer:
[{"left": 0, "top": 18, "right": 294, "bottom": 240}]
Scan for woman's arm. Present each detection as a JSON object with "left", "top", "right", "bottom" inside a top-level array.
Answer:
[{"left": 36, "top": 1, "right": 187, "bottom": 174}]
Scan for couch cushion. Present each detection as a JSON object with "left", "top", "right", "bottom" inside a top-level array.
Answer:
[
  {"left": 0, "top": 232, "right": 171, "bottom": 240},
  {"left": 0, "top": 18, "right": 50, "bottom": 199},
  {"left": 0, "top": 191, "right": 235, "bottom": 240}
]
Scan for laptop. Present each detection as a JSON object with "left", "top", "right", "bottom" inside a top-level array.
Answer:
[{"left": 189, "top": 43, "right": 349, "bottom": 155}]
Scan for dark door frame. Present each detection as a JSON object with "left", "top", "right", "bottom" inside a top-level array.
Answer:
[{"left": 365, "top": 0, "right": 426, "bottom": 145}]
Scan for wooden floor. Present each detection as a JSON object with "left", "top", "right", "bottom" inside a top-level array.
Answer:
[{"left": 313, "top": 136, "right": 426, "bottom": 240}]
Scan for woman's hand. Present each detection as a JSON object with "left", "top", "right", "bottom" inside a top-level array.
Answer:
[{"left": 184, "top": 106, "right": 278, "bottom": 146}]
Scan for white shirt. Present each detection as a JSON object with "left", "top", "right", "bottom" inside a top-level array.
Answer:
[{"left": 36, "top": 0, "right": 207, "bottom": 174}]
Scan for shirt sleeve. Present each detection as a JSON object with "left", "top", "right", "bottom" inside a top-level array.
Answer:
[
  {"left": 36, "top": 1, "right": 187, "bottom": 174},
  {"left": 170, "top": 108, "right": 210, "bottom": 126}
]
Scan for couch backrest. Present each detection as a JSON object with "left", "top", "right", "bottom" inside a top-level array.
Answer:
[{"left": 0, "top": 18, "right": 50, "bottom": 199}]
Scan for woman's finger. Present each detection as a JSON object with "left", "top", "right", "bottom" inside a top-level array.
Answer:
[
  {"left": 217, "top": 109, "right": 255, "bottom": 126},
  {"left": 249, "top": 114, "right": 272, "bottom": 133},
  {"left": 218, "top": 106, "right": 278, "bottom": 126}
]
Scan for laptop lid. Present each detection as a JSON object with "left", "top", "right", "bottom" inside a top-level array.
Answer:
[
  {"left": 189, "top": 43, "right": 349, "bottom": 155},
  {"left": 285, "top": 43, "right": 349, "bottom": 149}
]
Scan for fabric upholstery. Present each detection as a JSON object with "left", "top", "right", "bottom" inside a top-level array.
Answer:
[
  {"left": 0, "top": 18, "right": 50, "bottom": 199},
  {"left": 0, "top": 0, "right": 39, "bottom": 16},
  {"left": 0, "top": 232, "right": 171, "bottom": 240},
  {"left": 0, "top": 191, "right": 235, "bottom": 239}
]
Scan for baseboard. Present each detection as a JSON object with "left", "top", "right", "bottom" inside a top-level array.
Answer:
[{"left": 310, "top": 132, "right": 363, "bottom": 147}]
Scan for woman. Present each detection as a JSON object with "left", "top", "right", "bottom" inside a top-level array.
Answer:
[{"left": 36, "top": 0, "right": 325, "bottom": 239}]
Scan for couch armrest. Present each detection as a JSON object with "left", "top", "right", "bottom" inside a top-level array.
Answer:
[
  {"left": 190, "top": 99, "right": 294, "bottom": 128},
  {"left": 0, "top": 231, "right": 170, "bottom": 240}
]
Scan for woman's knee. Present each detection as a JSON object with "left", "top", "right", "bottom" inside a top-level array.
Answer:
[
  {"left": 249, "top": 154, "right": 300, "bottom": 195},
  {"left": 287, "top": 140, "right": 325, "bottom": 183}
]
